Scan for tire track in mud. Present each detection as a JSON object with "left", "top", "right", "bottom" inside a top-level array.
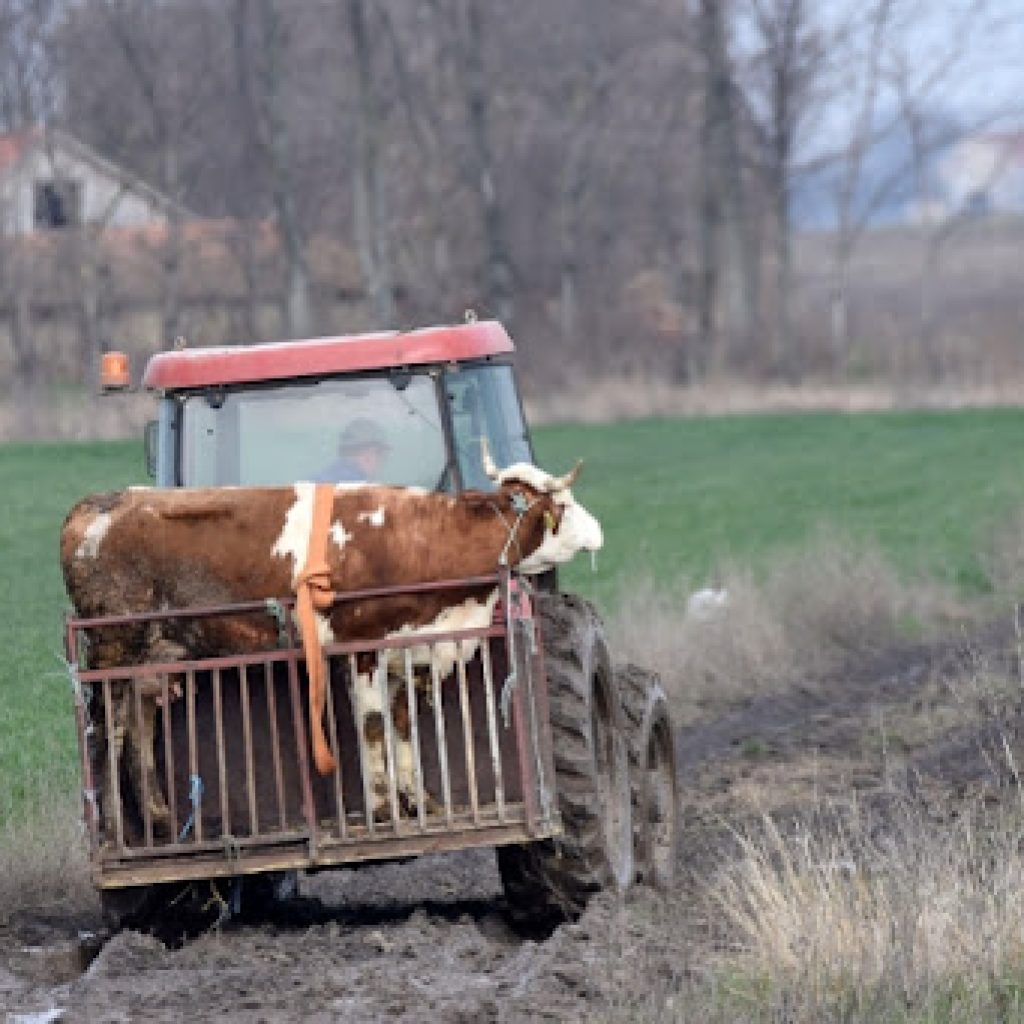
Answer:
[{"left": 2, "top": 850, "right": 676, "bottom": 1023}]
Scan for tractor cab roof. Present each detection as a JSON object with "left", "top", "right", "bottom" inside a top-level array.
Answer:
[{"left": 142, "top": 320, "right": 514, "bottom": 392}]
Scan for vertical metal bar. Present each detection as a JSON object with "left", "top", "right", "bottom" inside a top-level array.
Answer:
[
  {"left": 480, "top": 642, "right": 506, "bottom": 822},
  {"left": 186, "top": 670, "right": 202, "bottom": 844},
  {"left": 352, "top": 655, "right": 376, "bottom": 835},
  {"left": 213, "top": 669, "right": 230, "bottom": 838},
  {"left": 456, "top": 643, "right": 480, "bottom": 825},
  {"left": 404, "top": 650, "right": 426, "bottom": 830},
  {"left": 430, "top": 647, "right": 453, "bottom": 828},
  {"left": 161, "top": 676, "right": 177, "bottom": 846},
  {"left": 240, "top": 665, "right": 258, "bottom": 837},
  {"left": 378, "top": 653, "right": 402, "bottom": 831},
  {"left": 134, "top": 681, "right": 154, "bottom": 848},
  {"left": 285, "top": 652, "right": 318, "bottom": 854},
  {"left": 527, "top": 619, "right": 557, "bottom": 828},
  {"left": 323, "top": 660, "right": 347, "bottom": 838},
  {"left": 103, "top": 679, "right": 125, "bottom": 851},
  {"left": 66, "top": 623, "right": 100, "bottom": 857},
  {"left": 502, "top": 570, "right": 538, "bottom": 830},
  {"left": 264, "top": 661, "right": 287, "bottom": 830},
  {"left": 509, "top": 637, "right": 538, "bottom": 833}
]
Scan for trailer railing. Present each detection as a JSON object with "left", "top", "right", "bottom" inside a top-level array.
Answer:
[{"left": 64, "top": 570, "right": 559, "bottom": 890}]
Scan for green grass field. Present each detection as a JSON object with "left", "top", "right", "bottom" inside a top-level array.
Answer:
[
  {"left": 4, "top": 408, "right": 1024, "bottom": 820},
  {"left": 540, "top": 408, "right": 1024, "bottom": 603},
  {"left": 1, "top": 441, "right": 143, "bottom": 815}
]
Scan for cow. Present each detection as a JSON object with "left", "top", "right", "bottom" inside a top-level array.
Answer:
[{"left": 60, "top": 454, "right": 603, "bottom": 828}]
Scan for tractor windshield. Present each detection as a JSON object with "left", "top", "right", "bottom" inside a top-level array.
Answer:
[
  {"left": 179, "top": 374, "right": 448, "bottom": 488},
  {"left": 176, "top": 362, "right": 532, "bottom": 491}
]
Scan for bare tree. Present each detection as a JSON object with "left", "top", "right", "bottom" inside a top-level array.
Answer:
[
  {"left": 231, "top": 0, "right": 312, "bottom": 337},
  {"left": 0, "top": 0, "right": 58, "bottom": 132},
  {"left": 820, "top": 0, "right": 999, "bottom": 374},
  {"left": 885, "top": 1, "right": 1005, "bottom": 379},
  {"left": 96, "top": 0, "right": 217, "bottom": 344},
  {"left": 740, "top": 0, "right": 824, "bottom": 378},
  {"left": 345, "top": 0, "right": 396, "bottom": 325},
  {"left": 0, "top": 0, "right": 59, "bottom": 389},
  {"left": 453, "top": 0, "right": 515, "bottom": 324},
  {"left": 822, "top": 0, "right": 893, "bottom": 368},
  {"left": 699, "top": 0, "right": 758, "bottom": 375}
]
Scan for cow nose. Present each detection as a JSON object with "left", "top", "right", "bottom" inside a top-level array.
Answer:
[{"left": 565, "top": 502, "right": 603, "bottom": 552}]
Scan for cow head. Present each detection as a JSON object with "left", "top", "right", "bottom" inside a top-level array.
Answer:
[{"left": 481, "top": 439, "right": 603, "bottom": 573}]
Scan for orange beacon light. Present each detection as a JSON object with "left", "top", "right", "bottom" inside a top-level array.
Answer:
[{"left": 100, "top": 351, "right": 131, "bottom": 391}]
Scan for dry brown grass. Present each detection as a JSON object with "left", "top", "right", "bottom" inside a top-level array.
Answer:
[
  {"left": 591, "top": 794, "right": 1024, "bottom": 1022},
  {"left": 983, "top": 507, "right": 1024, "bottom": 603},
  {"left": 0, "top": 388, "right": 153, "bottom": 442},
  {"left": 606, "top": 531, "right": 960, "bottom": 723},
  {"left": 525, "top": 376, "right": 1024, "bottom": 427},
  {"left": 704, "top": 797, "right": 1024, "bottom": 1021},
  {"left": 0, "top": 781, "right": 96, "bottom": 927},
  {"left": 6, "top": 376, "right": 1024, "bottom": 443}
]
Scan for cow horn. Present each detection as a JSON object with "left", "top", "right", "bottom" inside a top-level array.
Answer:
[
  {"left": 481, "top": 436, "right": 500, "bottom": 480},
  {"left": 547, "top": 459, "right": 584, "bottom": 492}
]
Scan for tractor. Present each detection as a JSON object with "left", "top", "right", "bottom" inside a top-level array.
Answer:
[{"left": 66, "top": 318, "right": 679, "bottom": 932}]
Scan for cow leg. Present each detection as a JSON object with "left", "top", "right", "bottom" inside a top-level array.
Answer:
[
  {"left": 391, "top": 694, "right": 415, "bottom": 814},
  {"left": 351, "top": 669, "right": 391, "bottom": 821},
  {"left": 122, "top": 633, "right": 186, "bottom": 835},
  {"left": 125, "top": 683, "right": 171, "bottom": 832},
  {"left": 391, "top": 685, "right": 443, "bottom": 817},
  {"left": 102, "top": 694, "right": 129, "bottom": 844}
]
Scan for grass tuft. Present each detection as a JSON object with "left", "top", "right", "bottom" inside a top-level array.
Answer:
[
  {"left": 0, "top": 779, "right": 95, "bottom": 927},
  {"left": 707, "top": 799, "right": 1024, "bottom": 1022}
]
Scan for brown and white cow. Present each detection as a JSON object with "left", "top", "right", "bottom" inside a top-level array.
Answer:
[{"left": 60, "top": 458, "right": 602, "bottom": 824}]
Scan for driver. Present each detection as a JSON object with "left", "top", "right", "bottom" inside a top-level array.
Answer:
[{"left": 315, "top": 418, "right": 391, "bottom": 482}]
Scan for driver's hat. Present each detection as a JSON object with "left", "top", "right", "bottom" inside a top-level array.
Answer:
[{"left": 340, "top": 418, "right": 390, "bottom": 453}]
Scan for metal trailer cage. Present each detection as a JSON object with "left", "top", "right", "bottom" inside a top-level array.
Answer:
[{"left": 63, "top": 570, "right": 561, "bottom": 892}]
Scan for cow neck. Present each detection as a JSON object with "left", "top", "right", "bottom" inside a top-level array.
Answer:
[{"left": 296, "top": 483, "right": 338, "bottom": 776}]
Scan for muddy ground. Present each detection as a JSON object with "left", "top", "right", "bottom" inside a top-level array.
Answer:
[{"left": 3, "top": 620, "right": 1021, "bottom": 1023}]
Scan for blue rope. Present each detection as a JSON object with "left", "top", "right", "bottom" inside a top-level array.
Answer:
[{"left": 178, "top": 774, "right": 204, "bottom": 842}]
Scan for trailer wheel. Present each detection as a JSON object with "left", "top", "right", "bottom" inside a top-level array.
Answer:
[
  {"left": 100, "top": 881, "right": 202, "bottom": 935},
  {"left": 498, "top": 592, "right": 633, "bottom": 930},
  {"left": 100, "top": 884, "right": 163, "bottom": 932},
  {"left": 619, "top": 664, "right": 680, "bottom": 890}
]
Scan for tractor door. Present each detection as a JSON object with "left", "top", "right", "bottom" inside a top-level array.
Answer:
[{"left": 444, "top": 363, "right": 533, "bottom": 491}]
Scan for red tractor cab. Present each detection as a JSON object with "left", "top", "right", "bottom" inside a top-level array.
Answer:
[{"left": 138, "top": 320, "right": 532, "bottom": 493}]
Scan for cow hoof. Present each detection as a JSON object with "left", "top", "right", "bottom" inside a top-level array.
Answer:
[
  {"left": 372, "top": 803, "right": 394, "bottom": 824},
  {"left": 148, "top": 800, "right": 172, "bottom": 829},
  {"left": 399, "top": 791, "right": 443, "bottom": 817}
]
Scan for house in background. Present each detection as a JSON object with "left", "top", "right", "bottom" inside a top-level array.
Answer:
[
  {"left": 935, "top": 130, "right": 1024, "bottom": 218},
  {"left": 0, "top": 126, "right": 179, "bottom": 236},
  {"left": 0, "top": 127, "right": 371, "bottom": 392}
]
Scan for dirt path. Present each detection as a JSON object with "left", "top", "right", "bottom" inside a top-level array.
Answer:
[
  {"left": 3, "top": 621, "right": 1019, "bottom": 1023},
  {"left": 1, "top": 852, "right": 676, "bottom": 1023}
]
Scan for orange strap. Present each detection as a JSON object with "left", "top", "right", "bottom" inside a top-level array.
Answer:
[{"left": 296, "top": 484, "right": 338, "bottom": 775}]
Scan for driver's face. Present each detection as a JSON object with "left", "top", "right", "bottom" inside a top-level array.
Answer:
[{"left": 349, "top": 445, "right": 386, "bottom": 477}]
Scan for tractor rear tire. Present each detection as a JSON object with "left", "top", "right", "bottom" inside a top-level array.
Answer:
[
  {"left": 619, "top": 664, "right": 680, "bottom": 890},
  {"left": 498, "top": 592, "right": 633, "bottom": 930}
]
